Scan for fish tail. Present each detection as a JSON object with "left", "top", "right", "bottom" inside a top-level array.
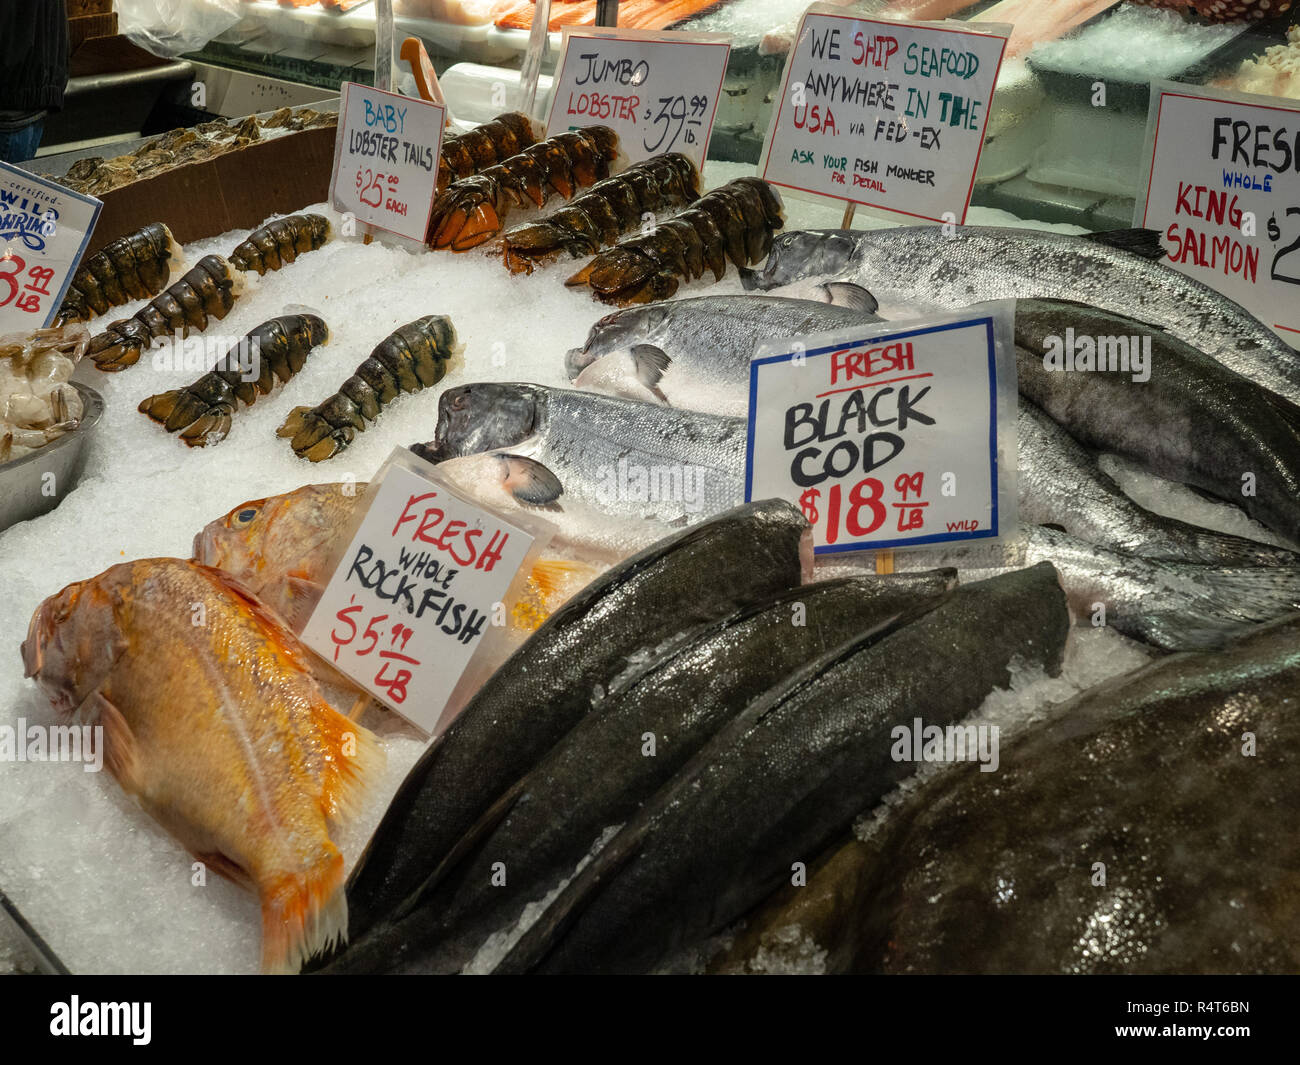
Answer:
[
  {"left": 1141, "top": 564, "right": 1300, "bottom": 651},
  {"left": 260, "top": 845, "right": 348, "bottom": 974}
]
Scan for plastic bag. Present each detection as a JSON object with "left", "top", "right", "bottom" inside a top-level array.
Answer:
[{"left": 117, "top": 0, "right": 244, "bottom": 59}]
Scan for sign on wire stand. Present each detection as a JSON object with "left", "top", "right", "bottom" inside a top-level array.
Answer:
[
  {"left": 759, "top": 4, "right": 1008, "bottom": 224},
  {"left": 745, "top": 305, "right": 1019, "bottom": 555}
]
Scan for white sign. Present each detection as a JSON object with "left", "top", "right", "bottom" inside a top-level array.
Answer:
[
  {"left": 300, "top": 449, "right": 544, "bottom": 735},
  {"left": 1137, "top": 80, "right": 1300, "bottom": 348},
  {"left": 0, "top": 160, "right": 101, "bottom": 331},
  {"left": 329, "top": 81, "right": 446, "bottom": 243},
  {"left": 544, "top": 26, "right": 731, "bottom": 170},
  {"left": 759, "top": 5, "right": 1007, "bottom": 224},
  {"left": 745, "top": 307, "right": 1018, "bottom": 554}
]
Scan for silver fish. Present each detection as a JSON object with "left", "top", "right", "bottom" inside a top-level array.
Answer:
[
  {"left": 741, "top": 226, "right": 1300, "bottom": 405},
  {"left": 412, "top": 383, "right": 748, "bottom": 526}
]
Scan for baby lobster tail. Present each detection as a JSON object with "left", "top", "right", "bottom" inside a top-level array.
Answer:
[
  {"left": 428, "top": 126, "right": 621, "bottom": 252},
  {"left": 278, "top": 315, "right": 459, "bottom": 462},
  {"left": 86, "top": 254, "right": 242, "bottom": 372},
  {"left": 566, "top": 177, "right": 785, "bottom": 306},
  {"left": 229, "top": 214, "right": 332, "bottom": 274},
  {"left": 138, "top": 314, "right": 330, "bottom": 447},
  {"left": 500, "top": 153, "right": 700, "bottom": 275},
  {"left": 438, "top": 112, "right": 538, "bottom": 194},
  {"left": 54, "top": 222, "right": 179, "bottom": 325}
]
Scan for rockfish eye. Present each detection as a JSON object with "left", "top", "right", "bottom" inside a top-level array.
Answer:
[{"left": 235, "top": 507, "right": 259, "bottom": 525}]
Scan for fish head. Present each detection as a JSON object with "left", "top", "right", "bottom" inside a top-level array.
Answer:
[
  {"left": 414, "top": 383, "right": 542, "bottom": 463},
  {"left": 739, "top": 230, "right": 858, "bottom": 291},
  {"left": 564, "top": 305, "right": 671, "bottom": 381},
  {"left": 21, "top": 574, "right": 124, "bottom": 713}
]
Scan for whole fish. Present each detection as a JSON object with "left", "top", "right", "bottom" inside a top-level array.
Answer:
[
  {"left": 847, "top": 612, "right": 1300, "bottom": 973},
  {"left": 1017, "top": 398, "right": 1296, "bottom": 567},
  {"left": 320, "top": 570, "right": 958, "bottom": 974},
  {"left": 194, "top": 482, "right": 600, "bottom": 637},
  {"left": 496, "top": 562, "right": 1070, "bottom": 975},
  {"left": 19, "top": 558, "right": 383, "bottom": 974},
  {"left": 1014, "top": 299, "right": 1300, "bottom": 543},
  {"left": 895, "top": 524, "right": 1300, "bottom": 651},
  {"left": 740, "top": 227, "right": 1300, "bottom": 405},
  {"left": 564, "top": 294, "right": 882, "bottom": 417},
  {"left": 412, "top": 383, "right": 747, "bottom": 525},
  {"left": 332, "top": 499, "right": 812, "bottom": 951}
]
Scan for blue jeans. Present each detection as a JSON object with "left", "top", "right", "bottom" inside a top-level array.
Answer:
[{"left": 0, "top": 120, "right": 44, "bottom": 164}]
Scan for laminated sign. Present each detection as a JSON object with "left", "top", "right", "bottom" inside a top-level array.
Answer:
[
  {"left": 1137, "top": 80, "right": 1300, "bottom": 348},
  {"left": 759, "top": 4, "right": 1007, "bottom": 223},
  {"left": 545, "top": 26, "right": 731, "bottom": 170},
  {"left": 300, "top": 449, "right": 549, "bottom": 736},
  {"left": 0, "top": 160, "right": 101, "bottom": 332},
  {"left": 745, "top": 306, "right": 1018, "bottom": 554},
  {"left": 329, "top": 81, "right": 446, "bottom": 243}
]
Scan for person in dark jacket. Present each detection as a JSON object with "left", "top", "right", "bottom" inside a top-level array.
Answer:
[{"left": 0, "top": 0, "right": 69, "bottom": 163}]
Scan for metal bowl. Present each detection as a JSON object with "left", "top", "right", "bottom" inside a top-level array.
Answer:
[{"left": 0, "top": 381, "right": 104, "bottom": 534}]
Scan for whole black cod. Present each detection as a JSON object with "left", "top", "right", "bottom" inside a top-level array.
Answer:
[
  {"left": 845, "top": 612, "right": 1300, "bottom": 973},
  {"left": 495, "top": 562, "right": 1071, "bottom": 974},
  {"left": 740, "top": 226, "right": 1300, "bottom": 406},
  {"left": 1014, "top": 299, "right": 1300, "bottom": 544},
  {"left": 320, "top": 571, "right": 958, "bottom": 974},
  {"left": 330, "top": 499, "right": 812, "bottom": 953}
]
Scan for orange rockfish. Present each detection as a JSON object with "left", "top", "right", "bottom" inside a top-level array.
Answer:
[
  {"left": 20, "top": 558, "right": 382, "bottom": 974},
  {"left": 194, "top": 482, "right": 602, "bottom": 635}
]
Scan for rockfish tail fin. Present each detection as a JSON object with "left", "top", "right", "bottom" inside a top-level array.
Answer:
[{"left": 261, "top": 844, "right": 348, "bottom": 975}]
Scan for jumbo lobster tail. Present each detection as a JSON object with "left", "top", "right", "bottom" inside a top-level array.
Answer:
[
  {"left": 500, "top": 153, "right": 701, "bottom": 274},
  {"left": 138, "top": 314, "right": 330, "bottom": 447},
  {"left": 54, "top": 222, "right": 179, "bottom": 325},
  {"left": 566, "top": 177, "right": 785, "bottom": 305},
  {"left": 278, "top": 315, "right": 459, "bottom": 462},
  {"left": 427, "top": 126, "right": 622, "bottom": 252},
  {"left": 229, "top": 214, "right": 333, "bottom": 275},
  {"left": 438, "top": 112, "right": 539, "bottom": 194},
  {"left": 86, "top": 254, "right": 242, "bottom": 371}
]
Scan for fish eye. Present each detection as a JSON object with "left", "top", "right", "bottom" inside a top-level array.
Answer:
[{"left": 234, "top": 507, "right": 258, "bottom": 525}]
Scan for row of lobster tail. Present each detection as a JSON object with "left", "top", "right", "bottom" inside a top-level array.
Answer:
[
  {"left": 278, "top": 315, "right": 461, "bottom": 463},
  {"left": 438, "top": 112, "right": 539, "bottom": 194},
  {"left": 229, "top": 214, "right": 333, "bottom": 275},
  {"left": 54, "top": 222, "right": 180, "bottom": 326}
]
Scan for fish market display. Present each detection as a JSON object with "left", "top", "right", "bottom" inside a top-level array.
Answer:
[
  {"left": 139, "top": 314, "right": 330, "bottom": 447},
  {"left": 228, "top": 214, "right": 333, "bottom": 275},
  {"left": 567, "top": 177, "right": 785, "bottom": 304},
  {"left": 496, "top": 563, "right": 1070, "bottom": 974},
  {"left": 323, "top": 570, "right": 959, "bottom": 974},
  {"left": 973, "top": 0, "right": 1120, "bottom": 58},
  {"left": 194, "top": 482, "right": 601, "bottom": 636},
  {"left": 501, "top": 154, "right": 701, "bottom": 274},
  {"left": 1014, "top": 299, "right": 1300, "bottom": 543},
  {"left": 414, "top": 383, "right": 747, "bottom": 525},
  {"left": 1133, "top": 0, "right": 1293, "bottom": 19},
  {"left": 428, "top": 127, "right": 621, "bottom": 251},
  {"left": 1218, "top": 26, "right": 1300, "bottom": 98},
  {"left": 742, "top": 227, "right": 1300, "bottom": 406},
  {"left": 492, "top": 0, "right": 731, "bottom": 32},
  {"left": 20, "top": 558, "right": 384, "bottom": 974},
  {"left": 53, "top": 222, "right": 179, "bottom": 326},
  {"left": 334, "top": 499, "right": 812, "bottom": 950},
  {"left": 86, "top": 255, "right": 243, "bottom": 372},
  {"left": 565, "top": 294, "right": 881, "bottom": 416},
  {"left": 844, "top": 613, "right": 1300, "bottom": 973},
  {"left": 437, "top": 112, "right": 539, "bottom": 194},
  {"left": 0, "top": 326, "right": 90, "bottom": 464},
  {"left": 278, "top": 315, "right": 460, "bottom": 461}
]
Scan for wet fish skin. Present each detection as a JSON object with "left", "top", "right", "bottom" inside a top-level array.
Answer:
[
  {"left": 1014, "top": 299, "right": 1300, "bottom": 543},
  {"left": 565, "top": 295, "right": 883, "bottom": 417},
  {"left": 496, "top": 562, "right": 1070, "bottom": 975},
  {"left": 848, "top": 612, "right": 1300, "bottom": 974},
  {"left": 414, "top": 382, "right": 747, "bottom": 524},
  {"left": 742, "top": 227, "right": 1300, "bottom": 405},
  {"left": 324, "top": 570, "right": 958, "bottom": 974},
  {"left": 334, "top": 499, "right": 813, "bottom": 950},
  {"left": 1017, "top": 399, "right": 1297, "bottom": 567}
]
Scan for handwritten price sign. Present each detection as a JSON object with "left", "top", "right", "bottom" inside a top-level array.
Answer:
[
  {"left": 745, "top": 307, "right": 1019, "bottom": 554},
  {"left": 329, "top": 81, "right": 445, "bottom": 243},
  {"left": 758, "top": 5, "right": 1007, "bottom": 224},
  {"left": 0, "top": 159, "right": 101, "bottom": 332},
  {"left": 1137, "top": 81, "right": 1300, "bottom": 348},
  {"left": 299, "top": 449, "right": 544, "bottom": 735},
  {"left": 544, "top": 26, "right": 731, "bottom": 170}
]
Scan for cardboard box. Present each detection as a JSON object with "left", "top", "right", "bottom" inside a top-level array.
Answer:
[
  {"left": 68, "top": 12, "right": 118, "bottom": 52},
  {"left": 66, "top": 0, "right": 115, "bottom": 16},
  {"left": 85, "top": 123, "right": 338, "bottom": 255},
  {"left": 69, "top": 34, "right": 173, "bottom": 78}
]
